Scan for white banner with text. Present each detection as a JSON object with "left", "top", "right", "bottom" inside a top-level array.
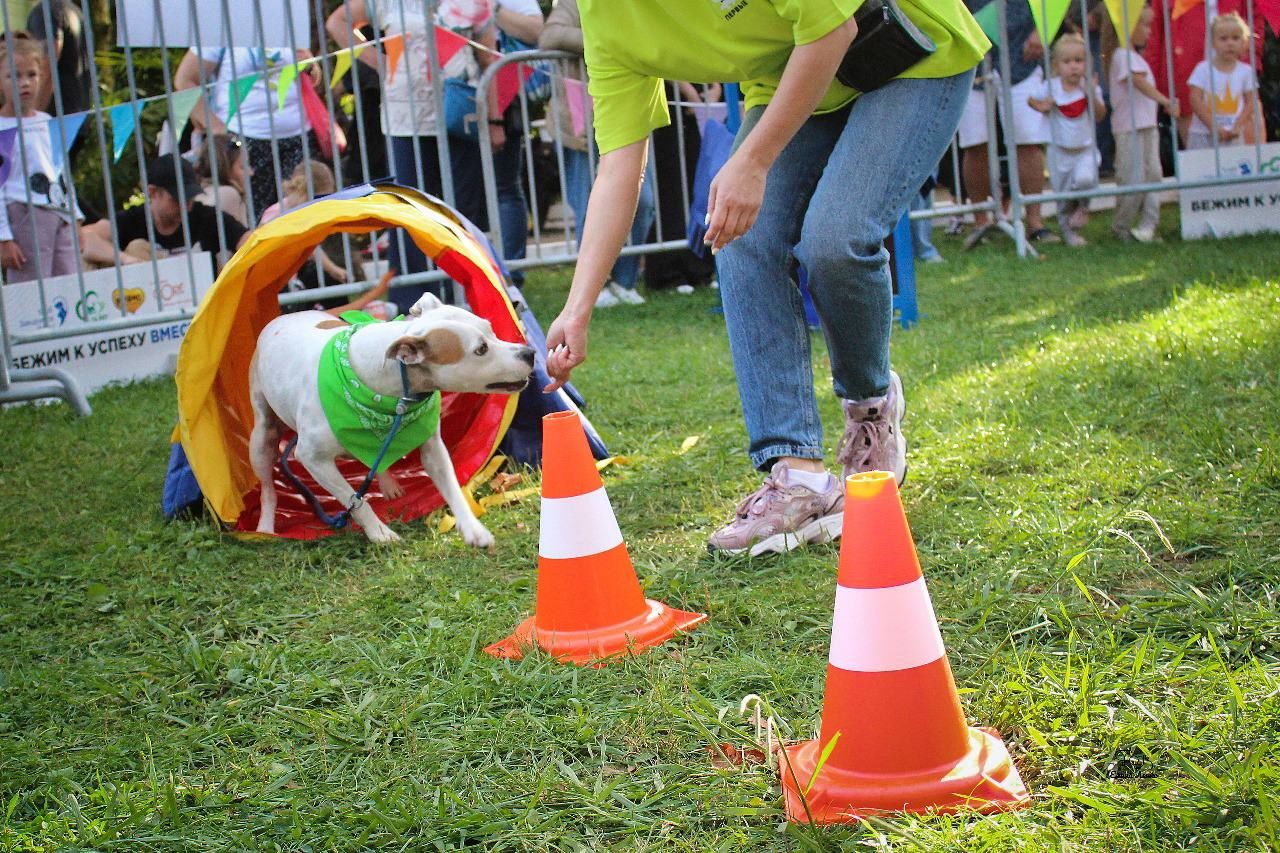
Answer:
[{"left": 4, "top": 254, "right": 213, "bottom": 396}]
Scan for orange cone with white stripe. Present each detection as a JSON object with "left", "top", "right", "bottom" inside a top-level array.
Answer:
[
  {"left": 780, "top": 470, "right": 1029, "bottom": 822},
  {"left": 485, "top": 410, "right": 706, "bottom": 665}
]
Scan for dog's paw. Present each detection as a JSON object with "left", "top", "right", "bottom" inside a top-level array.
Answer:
[
  {"left": 459, "top": 522, "right": 495, "bottom": 549},
  {"left": 376, "top": 471, "right": 406, "bottom": 500},
  {"left": 365, "top": 524, "right": 402, "bottom": 545}
]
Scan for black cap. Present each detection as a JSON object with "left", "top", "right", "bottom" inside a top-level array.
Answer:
[{"left": 145, "top": 156, "right": 202, "bottom": 200}]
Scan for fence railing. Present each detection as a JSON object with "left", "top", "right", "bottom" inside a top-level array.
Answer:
[{"left": 0, "top": 0, "right": 1273, "bottom": 413}]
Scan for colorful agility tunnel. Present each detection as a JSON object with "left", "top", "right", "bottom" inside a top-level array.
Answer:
[{"left": 174, "top": 183, "right": 526, "bottom": 539}]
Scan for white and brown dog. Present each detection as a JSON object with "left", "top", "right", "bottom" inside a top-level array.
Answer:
[{"left": 248, "top": 293, "right": 534, "bottom": 545}]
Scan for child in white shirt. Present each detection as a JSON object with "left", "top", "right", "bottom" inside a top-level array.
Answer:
[
  {"left": 1109, "top": 5, "right": 1179, "bottom": 243},
  {"left": 1186, "top": 13, "right": 1258, "bottom": 149},
  {"left": 0, "top": 31, "right": 81, "bottom": 283},
  {"left": 1028, "top": 33, "right": 1106, "bottom": 246}
]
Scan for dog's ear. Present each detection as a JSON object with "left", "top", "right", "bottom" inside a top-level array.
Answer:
[
  {"left": 386, "top": 336, "right": 428, "bottom": 364},
  {"left": 385, "top": 329, "right": 463, "bottom": 366},
  {"left": 408, "top": 293, "right": 444, "bottom": 316}
]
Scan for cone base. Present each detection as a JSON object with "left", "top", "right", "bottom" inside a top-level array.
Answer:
[
  {"left": 484, "top": 599, "right": 706, "bottom": 666},
  {"left": 780, "top": 726, "right": 1030, "bottom": 823}
]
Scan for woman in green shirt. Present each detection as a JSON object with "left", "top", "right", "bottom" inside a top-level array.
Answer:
[{"left": 544, "top": 0, "right": 987, "bottom": 556}]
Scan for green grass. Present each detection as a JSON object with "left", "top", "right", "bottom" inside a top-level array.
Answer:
[{"left": 2, "top": 217, "right": 1279, "bottom": 851}]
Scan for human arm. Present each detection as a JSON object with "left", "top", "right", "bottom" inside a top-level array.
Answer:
[
  {"left": 317, "top": 247, "right": 349, "bottom": 282},
  {"left": 1188, "top": 85, "right": 1236, "bottom": 140},
  {"left": 1231, "top": 90, "right": 1258, "bottom": 138},
  {"left": 702, "top": 16, "right": 858, "bottom": 252},
  {"left": 0, "top": 208, "right": 24, "bottom": 270},
  {"left": 79, "top": 218, "right": 140, "bottom": 266},
  {"left": 174, "top": 50, "right": 227, "bottom": 136},
  {"left": 496, "top": 4, "right": 543, "bottom": 44},
  {"left": 1124, "top": 70, "right": 1179, "bottom": 116},
  {"left": 472, "top": 23, "right": 507, "bottom": 149},
  {"left": 543, "top": 139, "right": 647, "bottom": 391},
  {"left": 1092, "top": 80, "right": 1107, "bottom": 121},
  {"left": 326, "top": 0, "right": 381, "bottom": 70},
  {"left": 538, "top": 0, "right": 583, "bottom": 54},
  {"left": 1027, "top": 94, "right": 1052, "bottom": 113}
]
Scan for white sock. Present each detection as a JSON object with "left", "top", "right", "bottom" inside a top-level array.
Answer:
[{"left": 787, "top": 467, "right": 834, "bottom": 493}]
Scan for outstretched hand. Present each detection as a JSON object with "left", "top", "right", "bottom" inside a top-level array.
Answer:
[
  {"left": 543, "top": 309, "right": 590, "bottom": 393},
  {"left": 703, "top": 149, "right": 767, "bottom": 253}
]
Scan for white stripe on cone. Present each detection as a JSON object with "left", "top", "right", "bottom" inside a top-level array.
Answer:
[
  {"left": 539, "top": 488, "right": 624, "bottom": 559},
  {"left": 828, "top": 577, "right": 946, "bottom": 673}
]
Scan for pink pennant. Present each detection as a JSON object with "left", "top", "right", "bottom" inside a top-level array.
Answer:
[{"left": 563, "top": 77, "right": 589, "bottom": 138}]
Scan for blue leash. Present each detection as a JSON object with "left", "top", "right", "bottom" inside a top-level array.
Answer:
[{"left": 278, "top": 361, "right": 427, "bottom": 530}]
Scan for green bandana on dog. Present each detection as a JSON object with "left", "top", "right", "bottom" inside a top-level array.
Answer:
[{"left": 317, "top": 311, "right": 441, "bottom": 473}]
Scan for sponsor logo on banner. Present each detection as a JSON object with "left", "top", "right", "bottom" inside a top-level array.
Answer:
[
  {"left": 3, "top": 254, "right": 213, "bottom": 395},
  {"left": 1179, "top": 142, "right": 1280, "bottom": 240}
]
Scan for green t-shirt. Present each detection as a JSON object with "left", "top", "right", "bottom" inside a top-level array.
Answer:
[
  {"left": 317, "top": 312, "right": 442, "bottom": 473},
  {"left": 580, "top": 0, "right": 990, "bottom": 154}
]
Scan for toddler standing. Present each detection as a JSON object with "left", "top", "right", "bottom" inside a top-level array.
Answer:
[
  {"left": 1108, "top": 5, "right": 1179, "bottom": 243},
  {"left": 0, "top": 31, "right": 81, "bottom": 283},
  {"left": 1028, "top": 33, "right": 1107, "bottom": 246},
  {"left": 1186, "top": 13, "right": 1258, "bottom": 149}
]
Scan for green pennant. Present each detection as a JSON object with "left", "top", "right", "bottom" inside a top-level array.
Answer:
[
  {"left": 276, "top": 63, "right": 301, "bottom": 111},
  {"left": 170, "top": 87, "right": 204, "bottom": 140},
  {"left": 972, "top": 1, "right": 1001, "bottom": 47},
  {"left": 226, "top": 72, "right": 261, "bottom": 125},
  {"left": 1028, "top": 0, "right": 1071, "bottom": 47}
]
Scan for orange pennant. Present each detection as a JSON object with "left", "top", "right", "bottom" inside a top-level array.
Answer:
[
  {"left": 1171, "top": 0, "right": 1202, "bottom": 20},
  {"left": 383, "top": 33, "right": 405, "bottom": 83}
]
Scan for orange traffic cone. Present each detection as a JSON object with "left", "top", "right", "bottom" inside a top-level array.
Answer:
[
  {"left": 485, "top": 411, "right": 706, "bottom": 665},
  {"left": 780, "top": 470, "right": 1029, "bottom": 822}
]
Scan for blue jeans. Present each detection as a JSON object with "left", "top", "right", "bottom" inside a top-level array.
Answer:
[
  {"left": 389, "top": 134, "right": 448, "bottom": 311},
  {"left": 717, "top": 71, "right": 973, "bottom": 470},
  {"left": 564, "top": 147, "right": 655, "bottom": 289},
  {"left": 495, "top": 135, "right": 528, "bottom": 284}
]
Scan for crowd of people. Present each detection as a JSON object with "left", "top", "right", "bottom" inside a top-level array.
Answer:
[
  {"left": 957, "top": 2, "right": 1266, "bottom": 252},
  {"left": 0, "top": 0, "right": 1272, "bottom": 292}
]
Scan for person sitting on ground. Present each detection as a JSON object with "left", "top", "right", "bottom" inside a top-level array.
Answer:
[
  {"left": 193, "top": 133, "right": 251, "bottom": 227},
  {"left": 0, "top": 30, "right": 82, "bottom": 284},
  {"left": 80, "top": 156, "right": 249, "bottom": 271},
  {"left": 259, "top": 160, "right": 350, "bottom": 308}
]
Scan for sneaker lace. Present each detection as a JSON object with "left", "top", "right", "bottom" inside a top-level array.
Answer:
[
  {"left": 836, "top": 414, "right": 883, "bottom": 472},
  {"left": 734, "top": 472, "right": 786, "bottom": 519}
]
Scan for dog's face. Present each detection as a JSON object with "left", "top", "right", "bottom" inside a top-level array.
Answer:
[{"left": 386, "top": 294, "right": 534, "bottom": 395}]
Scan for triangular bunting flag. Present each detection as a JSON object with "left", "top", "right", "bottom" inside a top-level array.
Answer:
[
  {"left": 226, "top": 72, "right": 261, "bottom": 124},
  {"left": 562, "top": 77, "right": 589, "bottom": 137},
  {"left": 972, "top": 1, "right": 1001, "bottom": 46},
  {"left": 170, "top": 87, "right": 204, "bottom": 140},
  {"left": 48, "top": 111, "right": 88, "bottom": 169},
  {"left": 494, "top": 63, "right": 533, "bottom": 115},
  {"left": 435, "top": 26, "right": 469, "bottom": 67},
  {"left": 384, "top": 34, "right": 405, "bottom": 83},
  {"left": 277, "top": 62, "right": 301, "bottom": 110},
  {"left": 329, "top": 48, "right": 354, "bottom": 90},
  {"left": 1028, "top": 0, "right": 1071, "bottom": 46},
  {"left": 0, "top": 127, "right": 18, "bottom": 185},
  {"left": 1171, "top": 0, "right": 1201, "bottom": 19},
  {"left": 1255, "top": 0, "right": 1280, "bottom": 32},
  {"left": 1104, "top": 0, "right": 1145, "bottom": 47},
  {"left": 109, "top": 103, "right": 139, "bottom": 163}
]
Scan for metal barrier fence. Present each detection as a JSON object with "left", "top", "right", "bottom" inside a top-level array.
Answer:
[{"left": 1, "top": 0, "right": 1274, "bottom": 412}]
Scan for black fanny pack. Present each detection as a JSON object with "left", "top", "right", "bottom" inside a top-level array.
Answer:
[{"left": 835, "top": 0, "right": 937, "bottom": 93}]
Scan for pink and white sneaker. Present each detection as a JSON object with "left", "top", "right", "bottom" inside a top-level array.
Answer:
[{"left": 707, "top": 462, "right": 844, "bottom": 556}]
